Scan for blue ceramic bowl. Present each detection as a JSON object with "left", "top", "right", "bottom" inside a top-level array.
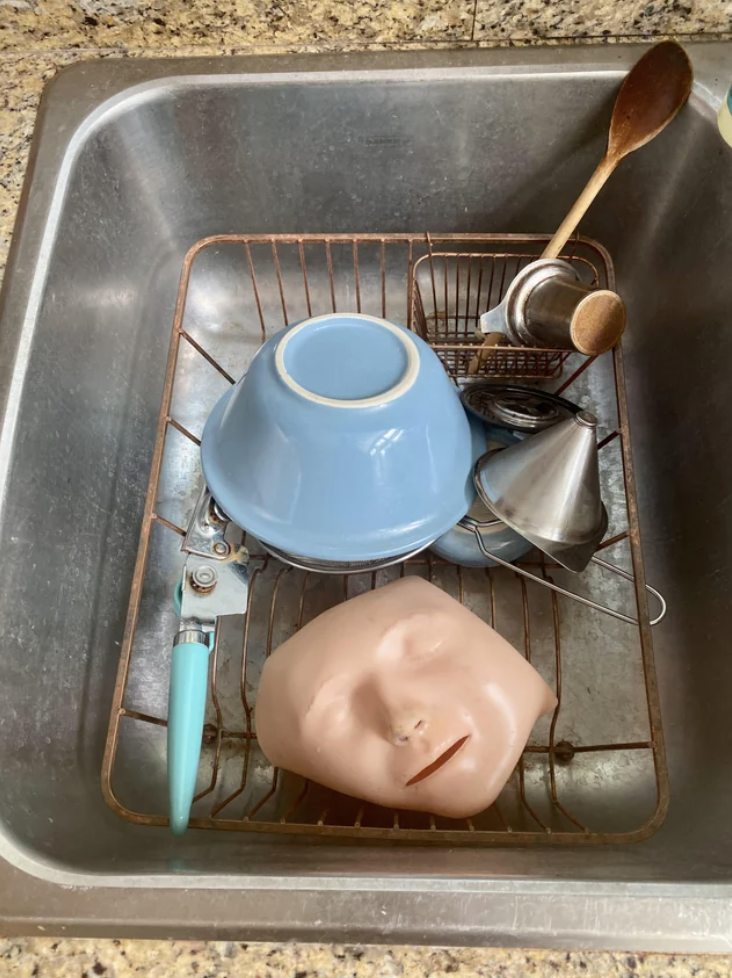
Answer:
[{"left": 200, "top": 313, "right": 473, "bottom": 562}]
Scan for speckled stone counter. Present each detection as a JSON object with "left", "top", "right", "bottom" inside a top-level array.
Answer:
[
  {"left": 1, "top": 0, "right": 731, "bottom": 972},
  {"left": 1, "top": 939, "right": 732, "bottom": 978},
  {"left": 2, "top": 0, "right": 732, "bottom": 51}
]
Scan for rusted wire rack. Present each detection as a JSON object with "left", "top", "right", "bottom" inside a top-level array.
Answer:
[{"left": 102, "top": 232, "right": 668, "bottom": 845}]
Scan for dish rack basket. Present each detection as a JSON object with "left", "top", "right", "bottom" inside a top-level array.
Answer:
[{"left": 102, "top": 232, "right": 668, "bottom": 846}]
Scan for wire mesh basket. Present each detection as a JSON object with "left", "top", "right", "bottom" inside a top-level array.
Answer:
[
  {"left": 411, "top": 235, "right": 604, "bottom": 379},
  {"left": 102, "top": 232, "right": 668, "bottom": 846}
]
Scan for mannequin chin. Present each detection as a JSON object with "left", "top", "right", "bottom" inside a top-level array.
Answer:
[{"left": 256, "top": 577, "right": 557, "bottom": 818}]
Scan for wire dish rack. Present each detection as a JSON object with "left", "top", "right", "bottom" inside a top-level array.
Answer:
[{"left": 102, "top": 233, "right": 668, "bottom": 846}]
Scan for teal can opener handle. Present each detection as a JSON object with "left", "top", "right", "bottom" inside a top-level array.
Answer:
[{"left": 167, "top": 627, "right": 212, "bottom": 835}]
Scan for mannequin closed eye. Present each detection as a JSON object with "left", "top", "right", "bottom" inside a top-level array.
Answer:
[
  {"left": 305, "top": 674, "right": 383, "bottom": 732},
  {"left": 377, "top": 612, "right": 452, "bottom": 665}
]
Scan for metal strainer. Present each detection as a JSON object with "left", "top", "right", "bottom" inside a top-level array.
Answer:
[
  {"left": 474, "top": 410, "right": 607, "bottom": 573},
  {"left": 467, "top": 412, "right": 666, "bottom": 625}
]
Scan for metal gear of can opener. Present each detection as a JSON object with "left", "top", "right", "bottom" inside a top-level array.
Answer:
[{"left": 169, "top": 484, "right": 249, "bottom": 835}]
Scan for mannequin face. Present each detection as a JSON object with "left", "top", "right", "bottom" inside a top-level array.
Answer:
[{"left": 256, "top": 577, "right": 556, "bottom": 819}]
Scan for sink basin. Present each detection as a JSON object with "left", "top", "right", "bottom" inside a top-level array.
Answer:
[{"left": 1, "top": 44, "right": 732, "bottom": 948}]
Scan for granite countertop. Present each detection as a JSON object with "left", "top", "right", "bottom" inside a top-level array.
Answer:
[
  {"left": 2, "top": 939, "right": 732, "bottom": 978},
  {"left": 1, "top": 0, "right": 731, "bottom": 973}
]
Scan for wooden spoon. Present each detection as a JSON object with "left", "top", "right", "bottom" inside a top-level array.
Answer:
[
  {"left": 543, "top": 40, "right": 693, "bottom": 260},
  {"left": 468, "top": 41, "right": 693, "bottom": 375}
]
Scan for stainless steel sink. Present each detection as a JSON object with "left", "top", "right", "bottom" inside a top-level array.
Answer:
[{"left": 0, "top": 44, "right": 731, "bottom": 948}]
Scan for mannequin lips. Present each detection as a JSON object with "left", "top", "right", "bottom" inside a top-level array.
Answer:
[{"left": 405, "top": 735, "right": 470, "bottom": 787}]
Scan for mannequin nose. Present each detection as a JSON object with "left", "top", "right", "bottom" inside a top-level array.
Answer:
[{"left": 390, "top": 712, "right": 426, "bottom": 746}]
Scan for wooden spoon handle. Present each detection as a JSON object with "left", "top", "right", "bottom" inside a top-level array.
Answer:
[
  {"left": 542, "top": 154, "right": 617, "bottom": 260},
  {"left": 467, "top": 331, "right": 502, "bottom": 376}
]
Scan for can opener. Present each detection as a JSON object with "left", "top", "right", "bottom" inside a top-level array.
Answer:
[{"left": 169, "top": 484, "right": 249, "bottom": 835}]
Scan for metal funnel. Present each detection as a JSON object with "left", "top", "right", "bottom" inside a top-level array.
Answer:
[{"left": 473, "top": 410, "right": 608, "bottom": 573}]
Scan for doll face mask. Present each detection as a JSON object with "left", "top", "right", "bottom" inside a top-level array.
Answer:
[{"left": 256, "top": 576, "right": 556, "bottom": 819}]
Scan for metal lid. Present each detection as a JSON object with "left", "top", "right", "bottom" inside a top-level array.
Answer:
[{"left": 461, "top": 383, "right": 579, "bottom": 434}]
